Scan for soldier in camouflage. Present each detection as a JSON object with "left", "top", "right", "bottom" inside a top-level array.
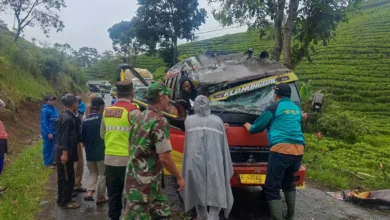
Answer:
[{"left": 123, "top": 82, "right": 185, "bottom": 220}]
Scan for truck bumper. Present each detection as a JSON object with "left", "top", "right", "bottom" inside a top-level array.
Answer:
[{"left": 230, "top": 163, "right": 306, "bottom": 188}]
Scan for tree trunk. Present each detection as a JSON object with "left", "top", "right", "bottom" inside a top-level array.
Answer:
[
  {"left": 283, "top": 0, "right": 299, "bottom": 69},
  {"left": 272, "top": 0, "right": 286, "bottom": 62},
  {"left": 172, "top": 37, "right": 178, "bottom": 65},
  {"left": 14, "top": 26, "right": 21, "bottom": 42}
]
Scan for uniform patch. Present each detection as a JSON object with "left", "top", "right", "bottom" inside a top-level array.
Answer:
[
  {"left": 283, "top": 110, "right": 299, "bottom": 115},
  {"left": 105, "top": 108, "right": 124, "bottom": 118}
]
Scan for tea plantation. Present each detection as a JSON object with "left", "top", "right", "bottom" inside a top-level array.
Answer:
[{"left": 134, "top": 0, "right": 390, "bottom": 190}]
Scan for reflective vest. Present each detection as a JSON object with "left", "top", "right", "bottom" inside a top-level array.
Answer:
[{"left": 103, "top": 101, "right": 137, "bottom": 156}]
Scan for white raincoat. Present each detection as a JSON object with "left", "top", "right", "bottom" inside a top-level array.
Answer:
[{"left": 181, "top": 95, "right": 234, "bottom": 218}]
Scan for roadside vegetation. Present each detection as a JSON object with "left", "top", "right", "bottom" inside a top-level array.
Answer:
[
  {"left": 0, "top": 141, "right": 52, "bottom": 220},
  {"left": 296, "top": 0, "right": 390, "bottom": 190},
  {"left": 0, "top": 27, "right": 87, "bottom": 110}
]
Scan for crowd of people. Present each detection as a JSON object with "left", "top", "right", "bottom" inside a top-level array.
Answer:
[{"left": 33, "top": 75, "right": 305, "bottom": 220}]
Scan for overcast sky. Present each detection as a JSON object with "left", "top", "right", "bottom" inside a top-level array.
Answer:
[{"left": 1, "top": 0, "right": 246, "bottom": 53}]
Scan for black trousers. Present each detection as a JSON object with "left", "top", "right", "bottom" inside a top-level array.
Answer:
[
  {"left": 57, "top": 160, "right": 75, "bottom": 206},
  {"left": 264, "top": 152, "right": 302, "bottom": 201},
  {"left": 105, "top": 165, "right": 126, "bottom": 220}
]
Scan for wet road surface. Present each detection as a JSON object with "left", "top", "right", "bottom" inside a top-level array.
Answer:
[{"left": 39, "top": 94, "right": 390, "bottom": 220}]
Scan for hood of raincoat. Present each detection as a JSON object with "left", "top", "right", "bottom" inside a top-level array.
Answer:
[
  {"left": 194, "top": 95, "right": 211, "bottom": 117},
  {"left": 78, "top": 100, "right": 86, "bottom": 114},
  {"left": 181, "top": 104, "right": 234, "bottom": 218}
]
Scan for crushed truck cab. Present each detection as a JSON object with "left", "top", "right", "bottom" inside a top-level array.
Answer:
[{"left": 116, "top": 51, "right": 306, "bottom": 188}]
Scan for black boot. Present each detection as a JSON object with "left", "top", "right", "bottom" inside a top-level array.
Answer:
[{"left": 284, "top": 191, "right": 296, "bottom": 220}]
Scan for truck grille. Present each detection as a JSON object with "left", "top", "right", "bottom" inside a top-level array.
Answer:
[{"left": 230, "top": 146, "right": 270, "bottom": 163}]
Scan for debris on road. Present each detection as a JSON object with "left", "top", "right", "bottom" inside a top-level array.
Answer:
[{"left": 327, "top": 189, "right": 390, "bottom": 210}]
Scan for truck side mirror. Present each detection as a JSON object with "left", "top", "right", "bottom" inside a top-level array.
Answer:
[{"left": 311, "top": 93, "right": 324, "bottom": 112}]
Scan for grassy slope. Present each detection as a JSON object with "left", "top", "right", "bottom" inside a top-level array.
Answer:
[
  {"left": 295, "top": 0, "right": 390, "bottom": 134},
  {"left": 296, "top": 0, "right": 390, "bottom": 189},
  {"left": 0, "top": 142, "right": 52, "bottom": 220},
  {"left": 0, "top": 29, "right": 54, "bottom": 107},
  {"left": 135, "top": 0, "right": 390, "bottom": 190},
  {"left": 0, "top": 28, "right": 82, "bottom": 109}
]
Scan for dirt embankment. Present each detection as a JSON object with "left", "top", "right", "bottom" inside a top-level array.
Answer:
[{"left": 0, "top": 101, "right": 43, "bottom": 163}]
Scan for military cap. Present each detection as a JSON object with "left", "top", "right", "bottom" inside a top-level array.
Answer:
[{"left": 145, "top": 82, "right": 172, "bottom": 99}]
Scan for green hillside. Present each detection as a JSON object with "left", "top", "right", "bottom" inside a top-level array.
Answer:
[
  {"left": 295, "top": 0, "right": 390, "bottom": 134},
  {"left": 0, "top": 28, "right": 86, "bottom": 109}
]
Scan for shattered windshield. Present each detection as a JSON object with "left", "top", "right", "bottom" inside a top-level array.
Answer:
[
  {"left": 209, "top": 83, "right": 300, "bottom": 115},
  {"left": 134, "top": 87, "right": 148, "bottom": 101}
]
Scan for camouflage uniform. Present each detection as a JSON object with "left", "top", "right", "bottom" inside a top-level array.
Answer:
[{"left": 123, "top": 83, "right": 172, "bottom": 220}]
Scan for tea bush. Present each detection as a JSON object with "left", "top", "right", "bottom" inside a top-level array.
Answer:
[{"left": 316, "top": 102, "right": 371, "bottom": 143}]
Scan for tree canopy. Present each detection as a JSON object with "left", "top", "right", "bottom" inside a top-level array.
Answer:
[
  {"left": 1, "top": 0, "right": 66, "bottom": 42},
  {"left": 74, "top": 47, "right": 100, "bottom": 68},
  {"left": 135, "top": 0, "right": 207, "bottom": 66},
  {"left": 108, "top": 19, "right": 148, "bottom": 67}
]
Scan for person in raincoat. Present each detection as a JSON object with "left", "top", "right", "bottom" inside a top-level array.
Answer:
[
  {"left": 77, "top": 96, "right": 86, "bottom": 116},
  {"left": 182, "top": 95, "right": 234, "bottom": 220},
  {"left": 40, "top": 95, "right": 59, "bottom": 168}
]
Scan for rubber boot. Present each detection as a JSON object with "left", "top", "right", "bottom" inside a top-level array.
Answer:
[
  {"left": 268, "top": 200, "right": 283, "bottom": 220},
  {"left": 284, "top": 191, "right": 296, "bottom": 220}
]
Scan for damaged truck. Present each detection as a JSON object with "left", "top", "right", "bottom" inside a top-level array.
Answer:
[{"left": 115, "top": 50, "right": 306, "bottom": 188}]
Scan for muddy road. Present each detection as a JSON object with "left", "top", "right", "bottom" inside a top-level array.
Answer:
[
  {"left": 38, "top": 94, "right": 389, "bottom": 220},
  {"left": 40, "top": 175, "right": 389, "bottom": 220}
]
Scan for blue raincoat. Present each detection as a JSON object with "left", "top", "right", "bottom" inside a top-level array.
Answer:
[
  {"left": 78, "top": 100, "right": 86, "bottom": 115},
  {"left": 40, "top": 104, "right": 58, "bottom": 166}
]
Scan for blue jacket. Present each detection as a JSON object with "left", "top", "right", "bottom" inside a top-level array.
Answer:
[
  {"left": 249, "top": 98, "right": 305, "bottom": 147},
  {"left": 78, "top": 101, "right": 86, "bottom": 114},
  {"left": 111, "top": 97, "right": 117, "bottom": 105},
  {"left": 40, "top": 104, "right": 59, "bottom": 137}
]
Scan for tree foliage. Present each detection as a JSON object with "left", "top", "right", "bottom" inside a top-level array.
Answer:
[
  {"left": 0, "top": 19, "right": 8, "bottom": 30},
  {"left": 108, "top": 19, "right": 150, "bottom": 67},
  {"left": 1, "top": 0, "right": 66, "bottom": 42},
  {"left": 291, "top": 0, "right": 362, "bottom": 67},
  {"left": 135, "top": 0, "right": 207, "bottom": 66},
  {"left": 210, "top": 0, "right": 284, "bottom": 60},
  {"left": 74, "top": 47, "right": 100, "bottom": 68},
  {"left": 87, "top": 50, "right": 119, "bottom": 81}
]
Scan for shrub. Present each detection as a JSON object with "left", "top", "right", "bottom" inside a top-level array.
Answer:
[
  {"left": 316, "top": 102, "right": 370, "bottom": 143},
  {"left": 153, "top": 66, "right": 168, "bottom": 81}
]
